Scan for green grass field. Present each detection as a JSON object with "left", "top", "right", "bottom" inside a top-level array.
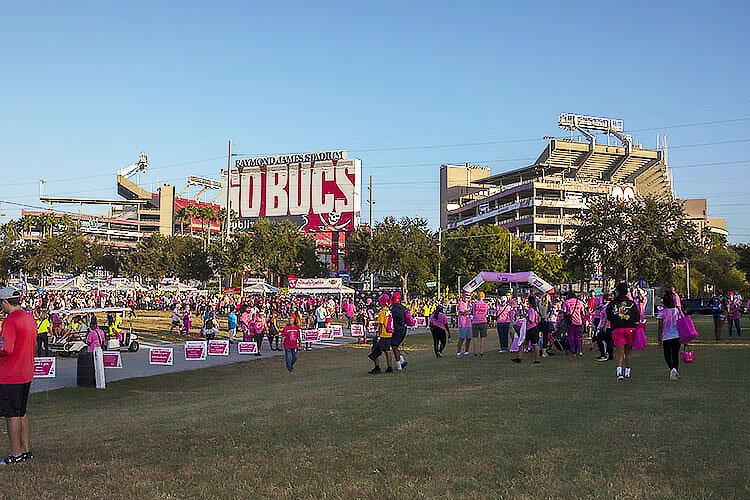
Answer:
[{"left": 5, "top": 315, "right": 749, "bottom": 499}]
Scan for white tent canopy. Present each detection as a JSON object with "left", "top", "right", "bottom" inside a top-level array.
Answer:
[
  {"left": 244, "top": 282, "right": 280, "bottom": 294},
  {"left": 287, "top": 285, "right": 356, "bottom": 295}
]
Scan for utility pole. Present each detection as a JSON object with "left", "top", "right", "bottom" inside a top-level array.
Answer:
[
  {"left": 368, "top": 175, "right": 374, "bottom": 291},
  {"left": 686, "top": 260, "right": 691, "bottom": 299},
  {"left": 224, "top": 139, "right": 232, "bottom": 244},
  {"left": 437, "top": 228, "right": 442, "bottom": 300},
  {"left": 508, "top": 233, "right": 513, "bottom": 293}
]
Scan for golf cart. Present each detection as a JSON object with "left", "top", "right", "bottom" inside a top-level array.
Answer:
[{"left": 48, "top": 307, "right": 140, "bottom": 355}]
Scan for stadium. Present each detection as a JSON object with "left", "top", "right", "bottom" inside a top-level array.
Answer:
[{"left": 440, "top": 113, "right": 727, "bottom": 253}]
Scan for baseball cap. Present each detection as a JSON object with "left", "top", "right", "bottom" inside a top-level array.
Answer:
[
  {"left": 391, "top": 292, "right": 401, "bottom": 303},
  {"left": 0, "top": 287, "right": 21, "bottom": 301}
]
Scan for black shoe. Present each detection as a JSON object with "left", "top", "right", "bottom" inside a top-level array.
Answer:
[
  {"left": 20, "top": 451, "right": 32, "bottom": 461},
  {"left": 511, "top": 358, "right": 521, "bottom": 364},
  {"left": 385, "top": 367, "right": 394, "bottom": 373},
  {"left": 0, "top": 454, "right": 25, "bottom": 465},
  {"left": 368, "top": 367, "right": 382, "bottom": 375}
]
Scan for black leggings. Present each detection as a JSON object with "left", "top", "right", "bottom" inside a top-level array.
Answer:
[
  {"left": 430, "top": 326, "right": 447, "bottom": 356},
  {"left": 595, "top": 329, "right": 614, "bottom": 359},
  {"left": 36, "top": 334, "right": 49, "bottom": 357},
  {"left": 663, "top": 338, "right": 680, "bottom": 370}
]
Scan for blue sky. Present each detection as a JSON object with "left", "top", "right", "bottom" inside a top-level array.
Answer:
[{"left": 2, "top": 1, "right": 749, "bottom": 242}]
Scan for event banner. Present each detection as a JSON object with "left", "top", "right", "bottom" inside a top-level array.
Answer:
[
  {"left": 208, "top": 339, "right": 230, "bottom": 356},
  {"left": 185, "top": 341, "right": 208, "bottom": 360},
  {"left": 221, "top": 151, "right": 361, "bottom": 233},
  {"left": 351, "top": 324, "right": 364, "bottom": 337},
  {"left": 237, "top": 341, "right": 258, "bottom": 355},
  {"left": 33, "top": 357, "right": 56, "bottom": 378},
  {"left": 318, "top": 328, "right": 335, "bottom": 341},
  {"left": 304, "top": 330, "right": 320, "bottom": 342},
  {"left": 331, "top": 325, "right": 343, "bottom": 337},
  {"left": 103, "top": 351, "right": 123, "bottom": 368},
  {"left": 149, "top": 347, "right": 174, "bottom": 365}
]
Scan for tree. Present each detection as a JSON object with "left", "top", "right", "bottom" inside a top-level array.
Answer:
[
  {"left": 174, "top": 207, "right": 190, "bottom": 235},
  {"left": 693, "top": 239, "right": 749, "bottom": 295},
  {"left": 565, "top": 195, "right": 701, "bottom": 286},
  {"left": 345, "top": 227, "right": 373, "bottom": 279},
  {"left": 731, "top": 243, "right": 750, "bottom": 282},
  {"left": 370, "top": 216, "right": 437, "bottom": 296},
  {"left": 443, "top": 225, "right": 512, "bottom": 291}
]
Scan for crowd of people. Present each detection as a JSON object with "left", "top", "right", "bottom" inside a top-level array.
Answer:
[{"left": 0, "top": 279, "right": 747, "bottom": 466}]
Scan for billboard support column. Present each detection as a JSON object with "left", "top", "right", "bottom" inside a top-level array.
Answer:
[{"left": 224, "top": 139, "right": 232, "bottom": 243}]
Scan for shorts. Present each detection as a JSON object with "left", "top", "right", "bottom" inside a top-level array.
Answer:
[
  {"left": 712, "top": 313, "right": 726, "bottom": 322},
  {"left": 0, "top": 383, "right": 31, "bottom": 418},
  {"left": 525, "top": 327, "right": 540, "bottom": 345},
  {"left": 378, "top": 337, "right": 392, "bottom": 352},
  {"left": 472, "top": 323, "right": 488, "bottom": 338},
  {"left": 390, "top": 331, "right": 407, "bottom": 347},
  {"left": 458, "top": 327, "right": 472, "bottom": 340},
  {"left": 612, "top": 327, "right": 637, "bottom": 348}
]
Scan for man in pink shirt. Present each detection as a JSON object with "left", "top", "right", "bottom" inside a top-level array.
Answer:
[
  {"left": 495, "top": 295, "right": 515, "bottom": 353},
  {"left": 562, "top": 292, "right": 586, "bottom": 356},
  {"left": 471, "top": 292, "right": 490, "bottom": 357}
]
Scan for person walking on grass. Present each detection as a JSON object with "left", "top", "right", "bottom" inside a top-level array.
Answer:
[
  {"left": 389, "top": 292, "right": 409, "bottom": 371},
  {"left": 562, "top": 291, "right": 586, "bottom": 356},
  {"left": 281, "top": 318, "right": 300, "bottom": 372},
  {"left": 607, "top": 283, "right": 641, "bottom": 381},
  {"left": 0, "top": 287, "right": 37, "bottom": 465},
  {"left": 495, "top": 295, "right": 515, "bottom": 353},
  {"left": 657, "top": 292, "right": 682, "bottom": 380},
  {"left": 511, "top": 295, "right": 541, "bottom": 364},
  {"left": 429, "top": 305, "right": 450, "bottom": 358},
  {"left": 369, "top": 294, "right": 394, "bottom": 374},
  {"left": 471, "top": 291, "right": 490, "bottom": 357},
  {"left": 227, "top": 308, "right": 238, "bottom": 344},
  {"left": 727, "top": 291, "right": 742, "bottom": 338},
  {"left": 455, "top": 292, "right": 472, "bottom": 358},
  {"left": 709, "top": 290, "right": 726, "bottom": 342}
]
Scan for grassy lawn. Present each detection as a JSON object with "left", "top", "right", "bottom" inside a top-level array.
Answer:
[{"left": 5, "top": 315, "right": 749, "bottom": 498}]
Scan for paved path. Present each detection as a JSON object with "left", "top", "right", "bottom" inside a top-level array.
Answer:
[{"left": 32, "top": 337, "right": 359, "bottom": 393}]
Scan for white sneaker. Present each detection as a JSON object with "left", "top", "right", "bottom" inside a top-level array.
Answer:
[
  {"left": 463, "top": 351, "right": 470, "bottom": 357},
  {"left": 455, "top": 353, "right": 461, "bottom": 359},
  {"left": 617, "top": 375, "right": 625, "bottom": 381},
  {"left": 669, "top": 368, "right": 678, "bottom": 380},
  {"left": 396, "top": 361, "right": 402, "bottom": 371}
]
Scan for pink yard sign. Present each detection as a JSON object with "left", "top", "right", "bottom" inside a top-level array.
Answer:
[
  {"left": 332, "top": 325, "right": 343, "bottom": 337},
  {"left": 318, "top": 328, "right": 334, "bottom": 341},
  {"left": 350, "top": 324, "right": 364, "bottom": 337},
  {"left": 33, "top": 357, "right": 56, "bottom": 378},
  {"left": 103, "top": 351, "right": 123, "bottom": 369},
  {"left": 304, "top": 330, "right": 320, "bottom": 342},
  {"left": 237, "top": 341, "right": 258, "bottom": 355},
  {"left": 208, "top": 339, "right": 230, "bottom": 356},
  {"left": 185, "top": 341, "right": 207, "bottom": 360},
  {"left": 149, "top": 347, "right": 174, "bottom": 365}
]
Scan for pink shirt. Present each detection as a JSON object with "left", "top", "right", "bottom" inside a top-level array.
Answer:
[
  {"left": 281, "top": 325, "right": 300, "bottom": 349},
  {"left": 526, "top": 307, "right": 540, "bottom": 329},
  {"left": 429, "top": 312, "right": 449, "bottom": 331},
  {"left": 562, "top": 298, "right": 586, "bottom": 326},
  {"left": 593, "top": 295, "right": 605, "bottom": 319},
  {"left": 657, "top": 307, "right": 680, "bottom": 341},
  {"left": 496, "top": 303, "right": 515, "bottom": 324},
  {"left": 471, "top": 300, "right": 489, "bottom": 324},
  {"left": 86, "top": 328, "right": 105, "bottom": 352},
  {"left": 728, "top": 298, "right": 742, "bottom": 320},
  {"left": 457, "top": 301, "right": 471, "bottom": 328}
]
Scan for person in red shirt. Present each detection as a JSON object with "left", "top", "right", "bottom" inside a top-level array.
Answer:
[
  {"left": 0, "top": 287, "right": 37, "bottom": 465},
  {"left": 281, "top": 318, "right": 300, "bottom": 372}
]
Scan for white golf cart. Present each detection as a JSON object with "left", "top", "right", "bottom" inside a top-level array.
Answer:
[{"left": 48, "top": 307, "right": 140, "bottom": 355}]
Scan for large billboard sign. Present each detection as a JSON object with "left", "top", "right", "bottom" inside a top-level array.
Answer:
[{"left": 221, "top": 150, "right": 361, "bottom": 233}]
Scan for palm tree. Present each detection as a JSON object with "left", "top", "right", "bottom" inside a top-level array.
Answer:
[
  {"left": 175, "top": 207, "right": 189, "bottom": 235},
  {"left": 185, "top": 205, "right": 199, "bottom": 236}
]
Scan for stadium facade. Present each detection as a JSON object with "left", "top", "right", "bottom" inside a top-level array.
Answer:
[
  {"left": 21, "top": 150, "right": 361, "bottom": 273},
  {"left": 440, "top": 114, "right": 727, "bottom": 252}
]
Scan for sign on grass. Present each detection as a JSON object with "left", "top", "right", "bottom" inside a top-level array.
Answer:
[
  {"left": 304, "top": 330, "right": 320, "bottom": 342},
  {"left": 318, "top": 328, "right": 334, "bottom": 341},
  {"left": 332, "top": 325, "right": 343, "bottom": 337},
  {"left": 351, "top": 324, "right": 364, "bottom": 337}
]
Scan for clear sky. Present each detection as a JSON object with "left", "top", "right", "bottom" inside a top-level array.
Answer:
[{"left": 2, "top": 1, "right": 749, "bottom": 242}]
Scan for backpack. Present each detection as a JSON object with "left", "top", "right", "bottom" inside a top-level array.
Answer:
[{"left": 405, "top": 309, "right": 416, "bottom": 327}]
